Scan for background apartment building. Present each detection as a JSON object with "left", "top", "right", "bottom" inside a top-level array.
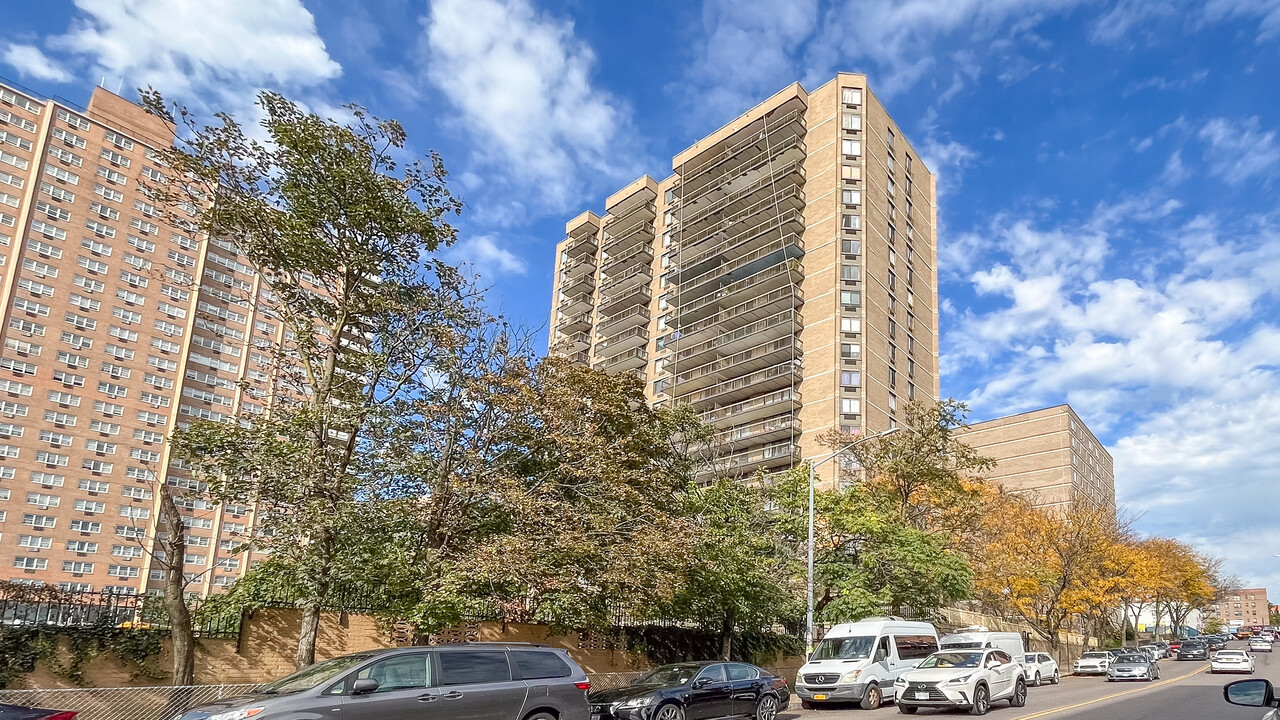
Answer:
[
  {"left": 1207, "top": 588, "right": 1271, "bottom": 628},
  {"left": 0, "top": 80, "right": 279, "bottom": 596},
  {"left": 549, "top": 73, "right": 939, "bottom": 481},
  {"left": 955, "top": 405, "right": 1115, "bottom": 509}
]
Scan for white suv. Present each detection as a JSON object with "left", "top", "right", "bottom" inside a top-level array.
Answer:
[{"left": 894, "top": 649, "right": 1027, "bottom": 715}]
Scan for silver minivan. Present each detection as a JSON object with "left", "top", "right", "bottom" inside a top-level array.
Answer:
[{"left": 178, "top": 643, "right": 591, "bottom": 720}]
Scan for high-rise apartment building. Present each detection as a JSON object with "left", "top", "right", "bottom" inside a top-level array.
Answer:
[
  {"left": 549, "top": 74, "right": 939, "bottom": 481},
  {"left": 955, "top": 405, "right": 1116, "bottom": 510},
  {"left": 0, "top": 81, "right": 276, "bottom": 595}
]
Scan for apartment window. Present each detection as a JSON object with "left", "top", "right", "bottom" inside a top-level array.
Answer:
[
  {"left": 841, "top": 371, "right": 862, "bottom": 387},
  {"left": 841, "top": 398, "right": 861, "bottom": 415},
  {"left": 15, "top": 557, "right": 49, "bottom": 570},
  {"left": 887, "top": 129, "right": 896, "bottom": 148},
  {"left": 74, "top": 500, "right": 106, "bottom": 514},
  {"left": 841, "top": 87, "right": 863, "bottom": 105},
  {"left": 841, "top": 265, "right": 861, "bottom": 282},
  {"left": 908, "top": 382, "right": 916, "bottom": 400},
  {"left": 841, "top": 316, "right": 861, "bottom": 334},
  {"left": 889, "top": 367, "right": 898, "bottom": 387},
  {"left": 841, "top": 214, "right": 861, "bottom": 231},
  {"left": 888, "top": 393, "right": 898, "bottom": 413},
  {"left": 842, "top": 239, "right": 861, "bottom": 256},
  {"left": 842, "top": 113, "right": 862, "bottom": 131},
  {"left": 841, "top": 139, "right": 862, "bottom": 157},
  {"left": 842, "top": 189, "right": 861, "bottom": 205},
  {"left": 840, "top": 343, "right": 861, "bottom": 360},
  {"left": 841, "top": 164, "right": 860, "bottom": 182},
  {"left": 18, "top": 535, "right": 53, "bottom": 550},
  {"left": 888, "top": 320, "right": 898, "bottom": 339},
  {"left": 840, "top": 290, "right": 861, "bottom": 307}
]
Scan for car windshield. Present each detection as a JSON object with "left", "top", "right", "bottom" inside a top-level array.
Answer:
[
  {"left": 1082, "top": 653, "right": 1109, "bottom": 659},
  {"left": 260, "top": 654, "right": 373, "bottom": 694},
  {"left": 917, "top": 652, "right": 981, "bottom": 669},
  {"left": 810, "top": 636, "right": 875, "bottom": 661},
  {"left": 636, "top": 664, "right": 704, "bottom": 686},
  {"left": 1117, "top": 655, "right": 1147, "bottom": 663}
]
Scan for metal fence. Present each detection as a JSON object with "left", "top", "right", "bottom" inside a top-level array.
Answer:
[
  {"left": 0, "top": 684, "right": 260, "bottom": 720},
  {"left": 0, "top": 585, "right": 241, "bottom": 638}
]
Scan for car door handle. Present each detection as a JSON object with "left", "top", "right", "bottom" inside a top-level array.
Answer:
[
  {"left": 417, "top": 694, "right": 438, "bottom": 702},
  {"left": 442, "top": 691, "right": 464, "bottom": 700}
]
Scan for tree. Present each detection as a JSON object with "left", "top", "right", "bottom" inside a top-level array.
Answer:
[
  {"left": 149, "top": 90, "right": 463, "bottom": 667},
  {"left": 1204, "top": 617, "right": 1225, "bottom": 634}
]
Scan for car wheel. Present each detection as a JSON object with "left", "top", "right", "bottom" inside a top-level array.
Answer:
[
  {"left": 654, "top": 703, "right": 685, "bottom": 720},
  {"left": 755, "top": 695, "right": 778, "bottom": 720},
  {"left": 1154, "top": 667, "right": 1160, "bottom": 680},
  {"left": 861, "top": 682, "right": 882, "bottom": 710},
  {"left": 1010, "top": 678, "right": 1028, "bottom": 708},
  {"left": 1051, "top": 669, "right": 1060, "bottom": 684},
  {"left": 969, "top": 684, "right": 990, "bottom": 716},
  {"left": 1033, "top": 671, "right": 1041, "bottom": 687},
  {"left": 899, "top": 703, "right": 919, "bottom": 714},
  {"left": 525, "top": 714, "right": 557, "bottom": 720}
]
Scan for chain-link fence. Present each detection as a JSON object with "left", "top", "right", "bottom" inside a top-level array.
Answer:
[
  {"left": 588, "top": 671, "right": 647, "bottom": 691},
  {"left": 0, "top": 684, "right": 260, "bottom": 720}
]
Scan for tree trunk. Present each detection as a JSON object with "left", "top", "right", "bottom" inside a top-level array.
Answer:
[
  {"left": 296, "top": 600, "right": 323, "bottom": 669},
  {"left": 159, "top": 492, "right": 195, "bottom": 685},
  {"left": 720, "top": 611, "right": 735, "bottom": 661}
]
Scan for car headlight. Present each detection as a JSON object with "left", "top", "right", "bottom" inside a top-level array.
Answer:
[
  {"left": 206, "top": 709, "right": 265, "bottom": 720},
  {"left": 894, "top": 677, "right": 908, "bottom": 686},
  {"left": 946, "top": 674, "right": 973, "bottom": 685},
  {"left": 840, "top": 670, "right": 862, "bottom": 684},
  {"left": 620, "top": 697, "right": 654, "bottom": 708}
]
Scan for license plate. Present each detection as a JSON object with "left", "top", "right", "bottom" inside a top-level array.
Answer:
[
  {"left": 914, "top": 691, "right": 929, "bottom": 699},
  {"left": 813, "top": 694, "right": 827, "bottom": 700}
]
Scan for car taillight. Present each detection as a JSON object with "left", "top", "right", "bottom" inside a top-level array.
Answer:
[
  {"left": 575, "top": 681, "right": 591, "bottom": 691},
  {"left": 43, "top": 713, "right": 78, "bottom": 720}
]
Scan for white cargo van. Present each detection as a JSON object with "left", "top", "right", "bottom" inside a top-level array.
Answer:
[
  {"left": 796, "top": 617, "right": 939, "bottom": 709},
  {"left": 939, "top": 627, "right": 1027, "bottom": 668}
]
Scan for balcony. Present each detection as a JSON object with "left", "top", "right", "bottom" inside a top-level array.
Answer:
[
  {"left": 713, "top": 413, "right": 798, "bottom": 447},
  {"left": 676, "top": 359, "right": 800, "bottom": 407},
  {"left": 556, "top": 330, "right": 591, "bottom": 352},
  {"left": 568, "top": 350, "right": 590, "bottom": 365},
  {"left": 704, "top": 441, "right": 800, "bottom": 478},
  {"left": 598, "top": 281, "right": 650, "bottom": 317},
  {"left": 597, "top": 305, "right": 649, "bottom": 336},
  {"left": 557, "top": 311, "right": 592, "bottom": 334},
  {"left": 559, "top": 269, "right": 595, "bottom": 296},
  {"left": 595, "top": 346, "right": 646, "bottom": 373},
  {"left": 595, "top": 324, "right": 648, "bottom": 356},
  {"left": 564, "top": 223, "right": 599, "bottom": 261},
  {"left": 680, "top": 132, "right": 805, "bottom": 206},
  {"left": 676, "top": 107, "right": 806, "bottom": 190},
  {"left": 672, "top": 335, "right": 800, "bottom": 394},
  {"left": 600, "top": 240, "right": 654, "bottom": 276},
  {"left": 603, "top": 215, "right": 655, "bottom": 251},
  {"left": 673, "top": 184, "right": 805, "bottom": 258},
  {"left": 677, "top": 159, "right": 805, "bottom": 236},
  {"left": 701, "top": 387, "right": 799, "bottom": 428},
  {"left": 675, "top": 237, "right": 803, "bottom": 305},
  {"left": 671, "top": 285, "right": 803, "bottom": 348},
  {"left": 673, "top": 309, "right": 798, "bottom": 368},
  {"left": 674, "top": 259, "right": 801, "bottom": 327},
  {"left": 558, "top": 292, "right": 593, "bottom": 315}
]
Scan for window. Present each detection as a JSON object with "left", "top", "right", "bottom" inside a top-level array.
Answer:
[
  {"left": 439, "top": 651, "right": 510, "bottom": 686},
  {"left": 888, "top": 394, "right": 898, "bottom": 413},
  {"left": 49, "top": 146, "right": 84, "bottom": 167},
  {"left": 85, "top": 219, "right": 116, "bottom": 238},
  {"left": 514, "top": 651, "right": 572, "bottom": 680},
  {"left": 840, "top": 290, "right": 861, "bottom": 307},
  {"left": 895, "top": 635, "right": 940, "bottom": 661},
  {"left": 83, "top": 459, "right": 113, "bottom": 473},
  {"left": 841, "top": 316, "right": 861, "bottom": 334},
  {"left": 112, "top": 545, "right": 143, "bottom": 558},
  {"left": 94, "top": 400, "right": 125, "bottom": 416},
  {"left": 841, "top": 371, "right": 861, "bottom": 387},
  {"left": 98, "top": 382, "right": 127, "bottom": 398},
  {"left": 22, "top": 514, "right": 57, "bottom": 528},
  {"left": 355, "top": 653, "right": 433, "bottom": 693},
  {"left": 45, "top": 164, "right": 78, "bottom": 184},
  {"left": 841, "top": 214, "right": 862, "bottom": 231},
  {"left": 116, "top": 524, "right": 145, "bottom": 537},
  {"left": 842, "top": 87, "right": 862, "bottom": 105},
  {"left": 842, "top": 189, "right": 861, "bottom": 205},
  {"left": 841, "top": 265, "right": 861, "bottom": 282},
  {"left": 842, "top": 239, "right": 861, "bottom": 256},
  {"left": 840, "top": 343, "right": 861, "bottom": 360},
  {"left": 841, "top": 398, "right": 861, "bottom": 415},
  {"left": 74, "top": 500, "right": 106, "bottom": 513},
  {"left": 22, "top": 258, "right": 57, "bottom": 278},
  {"left": 841, "top": 139, "right": 862, "bottom": 157},
  {"left": 77, "top": 256, "right": 109, "bottom": 274},
  {"left": 842, "top": 112, "right": 862, "bottom": 131},
  {"left": 127, "top": 235, "right": 156, "bottom": 253},
  {"left": 15, "top": 557, "right": 49, "bottom": 570},
  {"left": 79, "top": 479, "right": 110, "bottom": 493}
]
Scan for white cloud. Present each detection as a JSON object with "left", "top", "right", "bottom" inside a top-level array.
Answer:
[
  {"left": 2, "top": 43, "right": 72, "bottom": 83},
  {"left": 47, "top": 0, "right": 340, "bottom": 103},
  {"left": 423, "top": 0, "right": 633, "bottom": 212},
  {"left": 442, "top": 235, "right": 527, "bottom": 280},
  {"left": 1198, "top": 117, "right": 1280, "bottom": 186}
]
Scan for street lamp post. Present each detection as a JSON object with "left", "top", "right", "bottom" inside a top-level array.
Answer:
[{"left": 805, "top": 427, "right": 901, "bottom": 657}]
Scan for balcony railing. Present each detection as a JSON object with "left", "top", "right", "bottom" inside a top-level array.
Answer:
[
  {"left": 673, "top": 184, "right": 805, "bottom": 254},
  {"left": 713, "top": 413, "right": 797, "bottom": 446},
  {"left": 673, "top": 336, "right": 799, "bottom": 393},
  {"left": 674, "top": 259, "right": 801, "bottom": 327},
  {"left": 600, "top": 240, "right": 654, "bottom": 276},
  {"left": 675, "top": 108, "right": 805, "bottom": 187},
  {"left": 597, "top": 305, "right": 649, "bottom": 335},
  {"left": 598, "top": 282, "right": 650, "bottom": 316},
  {"left": 675, "top": 237, "right": 802, "bottom": 304},
  {"left": 676, "top": 159, "right": 804, "bottom": 231},
  {"left": 556, "top": 311, "right": 592, "bottom": 334},
  {"left": 594, "top": 346, "right": 646, "bottom": 373},
  {"left": 673, "top": 309, "right": 798, "bottom": 366},
  {"left": 709, "top": 441, "right": 800, "bottom": 475},
  {"left": 558, "top": 292, "right": 593, "bottom": 315},
  {"left": 677, "top": 359, "right": 799, "bottom": 407},
  {"left": 701, "top": 387, "right": 798, "bottom": 427},
  {"left": 680, "top": 133, "right": 805, "bottom": 205},
  {"left": 595, "top": 324, "right": 649, "bottom": 355}
]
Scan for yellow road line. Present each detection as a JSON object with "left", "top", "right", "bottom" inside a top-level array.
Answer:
[{"left": 1011, "top": 664, "right": 1209, "bottom": 720}]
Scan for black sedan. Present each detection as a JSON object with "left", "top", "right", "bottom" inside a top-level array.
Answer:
[
  {"left": 0, "top": 704, "right": 78, "bottom": 720},
  {"left": 588, "top": 661, "right": 790, "bottom": 720},
  {"left": 1177, "top": 641, "right": 1209, "bottom": 660}
]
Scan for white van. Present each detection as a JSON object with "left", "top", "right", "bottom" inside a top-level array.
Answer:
[
  {"left": 939, "top": 627, "right": 1027, "bottom": 668},
  {"left": 796, "top": 617, "right": 939, "bottom": 709}
]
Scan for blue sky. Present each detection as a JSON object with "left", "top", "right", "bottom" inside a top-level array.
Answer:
[{"left": 5, "top": 0, "right": 1280, "bottom": 594}]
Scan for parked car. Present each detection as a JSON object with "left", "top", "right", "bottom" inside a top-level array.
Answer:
[
  {"left": 1178, "top": 641, "right": 1209, "bottom": 661},
  {"left": 1167, "top": 639, "right": 1184, "bottom": 652},
  {"left": 796, "top": 617, "right": 939, "bottom": 710},
  {"left": 0, "top": 704, "right": 78, "bottom": 720},
  {"left": 1022, "top": 653, "right": 1060, "bottom": 686},
  {"left": 1142, "top": 644, "right": 1167, "bottom": 659},
  {"left": 1107, "top": 653, "right": 1160, "bottom": 682},
  {"left": 893, "top": 648, "right": 1027, "bottom": 716},
  {"left": 1073, "top": 652, "right": 1112, "bottom": 676},
  {"left": 1212, "top": 650, "right": 1256, "bottom": 674},
  {"left": 1152, "top": 641, "right": 1171, "bottom": 657},
  {"left": 1250, "top": 637, "right": 1274, "bottom": 653},
  {"left": 588, "top": 661, "right": 789, "bottom": 720},
  {"left": 177, "top": 643, "right": 591, "bottom": 720}
]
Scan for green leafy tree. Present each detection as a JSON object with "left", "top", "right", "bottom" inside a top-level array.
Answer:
[{"left": 147, "top": 89, "right": 463, "bottom": 667}]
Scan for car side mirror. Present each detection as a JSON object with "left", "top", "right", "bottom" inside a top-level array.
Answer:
[
  {"left": 352, "top": 678, "right": 380, "bottom": 695},
  {"left": 692, "top": 677, "right": 712, "bottom": 689},
  {"left": 1224, "top": 679, "right": 1277, "bottom": 707}
]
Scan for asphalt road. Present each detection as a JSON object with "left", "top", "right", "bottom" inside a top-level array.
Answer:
[{"left": 781, "top": 642, "right": 1277, "bottom": 720}]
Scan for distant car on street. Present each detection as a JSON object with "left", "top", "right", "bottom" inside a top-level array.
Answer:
[
  {"left": 1249, "top": 637, "right": 1273, "bottom": 653},
  {"left": 1177, "top": 641, "right": 1209, "bottom": 661},
  {"left": 1211, "top": 650, "right": 1256, "bottom": 674},
  {"left": 1023, "top": 653, "right": 1060, "bottom": 686},
  {"left": 588, "top": 661, "right": 790, "bottom": 720},
  {"left": 1073, "top": 652, "right": 1112, "bottom": 676},
  {"left": 1107, "top": 653, "right": 1160, "bottom": 682}
]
